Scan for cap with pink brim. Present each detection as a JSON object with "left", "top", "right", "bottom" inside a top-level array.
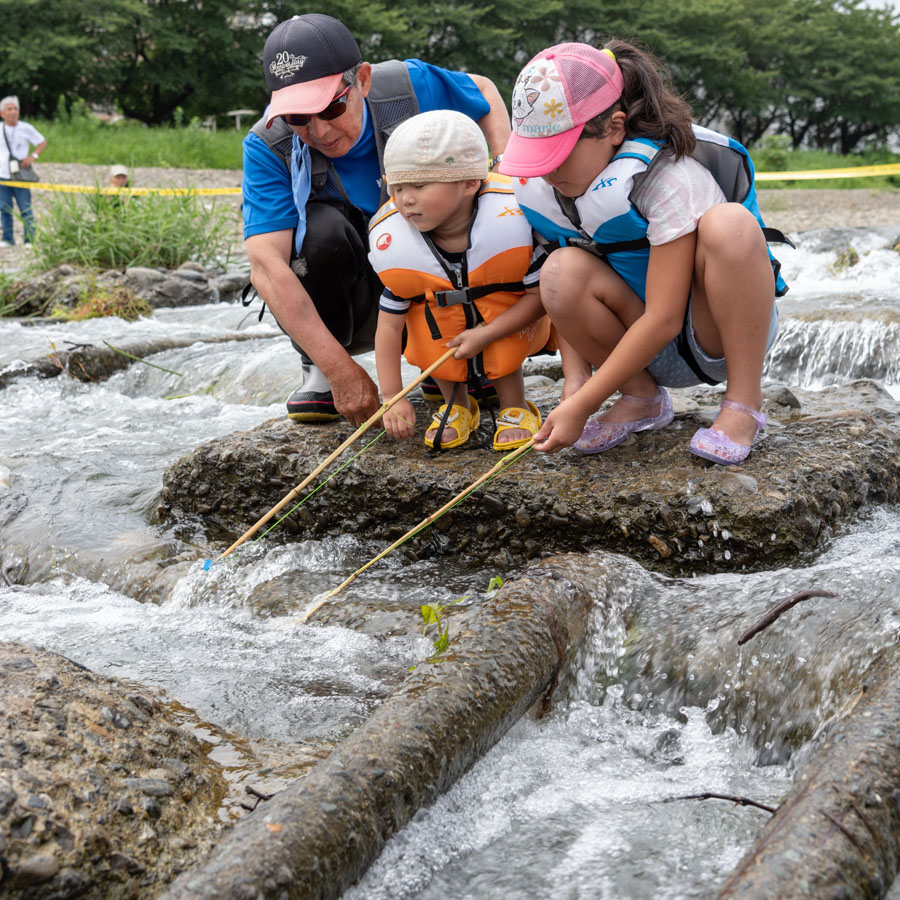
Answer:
[
  {"left": 262, "top": 14, "right": 362, "bottom": 128},
  {"left": 498, "top": 43, "right": 624, "bottom": 178}
]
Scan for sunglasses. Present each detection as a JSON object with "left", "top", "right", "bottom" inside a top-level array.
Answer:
[{"left": 282, "top": 84, "right": 353, "bottom": 127}]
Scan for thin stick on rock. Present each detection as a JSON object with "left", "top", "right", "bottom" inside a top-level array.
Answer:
[
  {"left": 737, "top": 589, "right": 837, "bottom": 646},
  {"left": 303, "top": 439, "right": 535, "bottom": 621}
]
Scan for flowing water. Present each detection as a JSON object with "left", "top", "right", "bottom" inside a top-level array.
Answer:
[{"left": 2, "top": 223, "right": 900, "bottom": 896}]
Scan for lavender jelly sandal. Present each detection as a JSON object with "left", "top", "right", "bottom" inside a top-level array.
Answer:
[
  {"left": 574, "top": 388, "right": 674, "bottom": 456},
  {"left": 690, "top": 399, "right": 766, "bottom": 465}
]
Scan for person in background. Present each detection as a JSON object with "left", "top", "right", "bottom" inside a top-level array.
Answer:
[
  {"left": 110, "top": 164, "right": 129, "bottom": 188},
  {"left": 0, "top": 95, "right": 46, "bottom": 248},
  {"left": 242, "top": 14, "right": 510, "bottom": 426},
  {"left": 498, "top": 41, "right": 788, "bottom": 466}
]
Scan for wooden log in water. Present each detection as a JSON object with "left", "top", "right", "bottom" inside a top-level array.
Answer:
[
  {"left": 160, "top": 553, "right": 612, "bottom": 900},
  {"left": 718, "top": 643, "right": 900, "bottom": 899}
]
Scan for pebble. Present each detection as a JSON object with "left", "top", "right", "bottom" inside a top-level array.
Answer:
[{"left": 14, "top": 851, "right": 59, "bottom": 884}]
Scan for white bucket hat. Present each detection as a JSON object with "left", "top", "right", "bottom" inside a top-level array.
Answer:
[{"left": 383, "top": 110, "right": 489, "bottom": 187}]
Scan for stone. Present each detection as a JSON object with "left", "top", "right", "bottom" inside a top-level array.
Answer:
[
  {"left": 0, "top": 642, "right": 226, "bottom": 898},
  {"left": 13, "top": 851, "right": 59, "bottom": 885},
  {"left": 159, "top": 380, "right": 900, "bottom": 576}
]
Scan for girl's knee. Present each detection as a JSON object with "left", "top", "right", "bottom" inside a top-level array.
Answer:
[
  {"left": 697, "top": 203, "right": 767, "bottom": 266},
  {"left": 540, "top": 247, "right": 611, "bottom": 313}
]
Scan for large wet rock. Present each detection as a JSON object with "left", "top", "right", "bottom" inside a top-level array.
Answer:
[
  {"left": 160, "top": 376, "right": 900, "bottom": 575},
  {"left": 0, "top": 642, "right": 227, "bottom": 898},
  {"left": 6, "top": 261, "right": 246, "bottom": 317}
]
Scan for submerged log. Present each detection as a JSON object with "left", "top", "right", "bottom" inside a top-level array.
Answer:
[
  {"left": 718, "top": 643, "right": 900, "bottom": 899},
  {"left": 0, "top": 333, "right": 271, "bottom": 388},
  {"left": 161, "top": 553, "right": 611, "bottom": 900}
]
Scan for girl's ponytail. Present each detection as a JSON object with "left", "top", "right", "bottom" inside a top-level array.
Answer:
[{"left": 604, "top": 39, "right": 695, "bottom": 159}]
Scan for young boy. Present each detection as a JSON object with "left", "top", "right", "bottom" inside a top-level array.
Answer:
[{"left": 369, "top": 109, "right": 551, "bottom": 451}]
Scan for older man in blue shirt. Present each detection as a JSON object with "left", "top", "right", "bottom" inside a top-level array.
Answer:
[{"left": 242, "top": 14, "right": 510, "bottom": 425}]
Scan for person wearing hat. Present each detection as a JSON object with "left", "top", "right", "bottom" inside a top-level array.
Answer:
[
  {"left": 242, "top": 14, "right": 511, "bottom": 427},
  {"left": 498, "top": 41, "right": 788, "bottom": 466},
  {"left": 369, "top": 110, "right": 550, "bottom": 451},
  {"left": 109, "top": 165, "right": 129, "bottom": 188}
]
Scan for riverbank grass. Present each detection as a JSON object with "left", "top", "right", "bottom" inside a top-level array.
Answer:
[{"left": 34, "top": 190, "right": 238, "bottom": 270}]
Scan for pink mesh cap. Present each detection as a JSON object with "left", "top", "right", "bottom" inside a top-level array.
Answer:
[{"left": 498, "top": 43, "right": 624, "bottom": 178}]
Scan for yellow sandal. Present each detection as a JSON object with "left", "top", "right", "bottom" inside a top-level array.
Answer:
[
  {"left": 492, "top": 400, "right": 541, "bottom": 451},
  {"left": 425, "top": 397, "right": 480, "bottom": 449}
]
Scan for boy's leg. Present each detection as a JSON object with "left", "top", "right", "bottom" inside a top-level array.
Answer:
[
  {"left": 16, "top": 188, "right": 35, "bottom": 244},
  {"left": 691, "top": 203, "right": 776, "bottom": 446},
  {"left": 0, "top": 185, "right": 14, "bottom": 245},
  {"left": 425, "top": 379, "right": 468, "bottom": 444}
]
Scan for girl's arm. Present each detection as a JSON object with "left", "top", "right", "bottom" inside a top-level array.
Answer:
[
  {"left": 447, "top": 286, "right": 544, "bottom": 358},
  {"left": 536, "top": 232, "right": 696, "bottom": 451},
  {"left": 375, "top": 309, "right": 416, "bottom": 440}
]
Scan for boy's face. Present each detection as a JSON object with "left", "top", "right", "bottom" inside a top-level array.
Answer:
[
  {"left": 391, "top": 180, "right": 479, "bottom": 233},
  {"left": 111, "top": 174, "right": 128, "bottom": 187}
]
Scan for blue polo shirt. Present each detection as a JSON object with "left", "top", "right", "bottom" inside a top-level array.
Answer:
[{"left": 242, "top": 59, "right": 491, "bottom": 240}]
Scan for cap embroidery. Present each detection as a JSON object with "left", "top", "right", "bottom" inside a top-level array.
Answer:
[
  {"left": 544, "top": 99, "right": 564, "bottom": 119},
  {"left": 269, "top": 51, "right": 308, "bottom": 80}
]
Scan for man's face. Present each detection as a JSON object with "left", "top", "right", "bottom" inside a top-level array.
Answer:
[
  {"left": 0, "top": 104, "right": 19, "bottom": 126},
  {"left": 287, "top": 63, "right": 372, "bottom": 158}
]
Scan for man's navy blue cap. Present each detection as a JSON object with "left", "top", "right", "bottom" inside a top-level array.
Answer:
[{"left": 263, "top": 15, "right": 362, "bottom": 124}]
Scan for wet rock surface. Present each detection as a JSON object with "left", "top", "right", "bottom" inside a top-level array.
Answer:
[
  {"left": 160, "top": 374, "right": 900, "bottom": 576},
  {"left": 0, "top": 642, "right": 227, "bottom": 898},
  {"left": 6, "top": 261, "right": 247, "bottom": 318}
]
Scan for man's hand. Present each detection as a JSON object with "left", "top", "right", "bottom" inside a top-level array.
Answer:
[
  {"left": 383, "top": 397, "right": 415, "bottom": 440},
  {"left": 534, "top": 397, "right": 590, "bottom": 453},
  {"left": 329, "top": 359, "right": 381, "bottom": 426}
]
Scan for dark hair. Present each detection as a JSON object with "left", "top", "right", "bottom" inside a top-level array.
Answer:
[{"left": 581, "top": 39, "right": 695, "bottom": 159}]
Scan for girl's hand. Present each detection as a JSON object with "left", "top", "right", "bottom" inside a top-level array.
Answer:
[
  {"left": 383, "top": 398, "right": 415, "bottom": 440},
  {"left": 447, "top": 328, "right": 491, "bottom": 359},
  {"left": 533, "top": 398, "right": 590, "bottom": 453}
]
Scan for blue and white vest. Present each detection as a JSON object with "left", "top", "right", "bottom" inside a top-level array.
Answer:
[{"left": 512, "top": 124, "right": 789, "bottom": 299}]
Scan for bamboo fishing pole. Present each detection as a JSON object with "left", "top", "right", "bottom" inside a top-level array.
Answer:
[
  {"left": 303, "top": 438, "right": 536, "bottom": 621},
  {"left": 212, "top": 346, "right": 457, "bottom": 564}
]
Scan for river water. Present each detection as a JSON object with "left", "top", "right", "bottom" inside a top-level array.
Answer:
[{"left": 1, "top": 223, "right": 900, "bottom": 896}]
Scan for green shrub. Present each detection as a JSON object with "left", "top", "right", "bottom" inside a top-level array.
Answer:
[{"left": 33, "top": 189, "right": 238, "bottom": 270}]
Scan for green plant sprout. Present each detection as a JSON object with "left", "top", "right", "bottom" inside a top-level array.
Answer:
[
  {"left": 420, "top": 595, "right": 467, "bottom": 657},
  {"left": 411, "top": 575, "right": 505, "bottom": 669}
]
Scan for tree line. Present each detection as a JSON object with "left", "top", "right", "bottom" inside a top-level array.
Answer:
[{"left": 2, "top": 0, "right": 898, "bottom": 153}]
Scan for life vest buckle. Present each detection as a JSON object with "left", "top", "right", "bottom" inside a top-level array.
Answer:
[{"left": 432, "top": 288, "right": 471, "bottom": 308}]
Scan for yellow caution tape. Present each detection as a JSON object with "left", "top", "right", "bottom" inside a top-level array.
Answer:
[
  {"left": 756, "top": 163, "right": 900, "bottom": 181},
  {"left": 0, "top": 181, "right": 241, "bottom": 195},
  {"left": 3, "top": 162, "right": 899, "bottom": 194}
]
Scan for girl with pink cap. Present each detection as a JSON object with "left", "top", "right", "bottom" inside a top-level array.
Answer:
[{"left": 499, "top": 40, "right": 789, "bottom": 465}]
